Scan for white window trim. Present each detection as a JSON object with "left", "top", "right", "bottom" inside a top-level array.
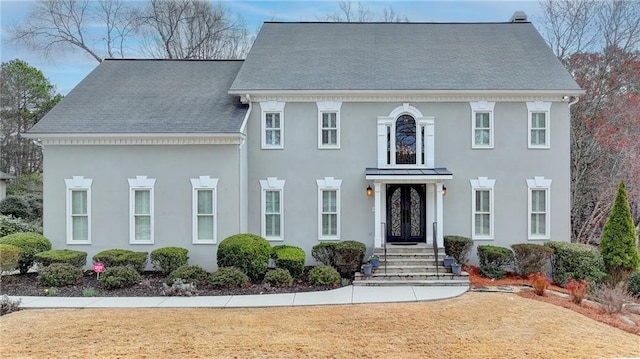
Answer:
[
  {"left": 316, "top": 101, "right": 342, "bottom": 149},
  {"left": 190, "top": 176, "right": 219, "bottom": 244},
  {"left": 261, "top": 101, "right": 286, "bottom": 149},
  {"left": 259, "top": 177, "right": 285, "bottom": 241},
  {"left": 377, "top": 103, "right": 435, "bottom": 168},
  {"left": 470, "top": 177, "right": 496, "bottom": 240},
  {"left": 128, "top": 176, "right": 155, "bottom": 244},
  {"left": 64, "top": 176, "right": 92, "bottom": 244},
  {"left": 527, "top": 176, "right": 552, "bottom": 240},
  {"left": 316, "top": 177, "right": 342, "bottom": 241},
  {"left": 526, "top": 101, "right": 552, "bottom": 149},
  {"left": 470, "top": 101, "right": 495, "bottom": 149}
]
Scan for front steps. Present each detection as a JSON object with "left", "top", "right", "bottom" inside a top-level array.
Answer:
[{"left": 352, "top": 244, "right": 469, "bottom": 287}]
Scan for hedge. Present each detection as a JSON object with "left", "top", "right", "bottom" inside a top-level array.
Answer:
[
  {"left": 271, "top": 245, "right": 305, "bottom": 279},
  {"left": 334, "top": 241, "right": 366, "bottom": 279},
  {"left": 37, "top": 263, "right": 83, "bottom": 287},
  {"left": 511, "top": 243, "right": 553, "bottom": 277},
  {"left": 444, "top": 236, "right": 473, "bottom": 264},
  {"left": 217, "top": 233, "right": 271, "bottom": 282},
  {"left": 0, "top": 232, "right": 51, "bottom": 273},
  {"left": 99, "top": 266, "right": 141, "bottom": 289},
  {"left": 311, "top": 242, "right": 338, "bottom": 267},
  {"left": 167, "top": 265, "right": 209, "bottom": 286},
  {"left": 308, "top": 265, "right": 341, "bottom": 286},
  {"left": 0, "top": 215, "right": 42, "bottom": 237},
  {"left": 477, "top": 245, "right": 514, "bottom": 279},
  {"left": 264, "top": 268, "right": 293, "bottom": 287},
  {"left": 92, "top": 249, "right": 148, "bottom": 273},
  {"left": 210, "top": 267, "right": 249, "bottom": 288},
  {"left": 35, "top": 249, "right": 87, "bottom": 268},
  {"left": 150, "top": 247, "right": 189, "bottom": 275},
  {"left": 544, "top": 241, "right": 606, "bottom": 285}
]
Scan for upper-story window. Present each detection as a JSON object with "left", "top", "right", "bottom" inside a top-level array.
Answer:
[
  {"left": 526, "top": 101, "right": 551, "bottom": 149},
  {"left": 470, "top": 101, "right": 495, "bottom": 148},
  {"left": 317, "top": 101, "right": 342, "bottom": 149},
  {"left": 377, "top": 104, "right": 434, "bottom": 168},
  {"left": 261, "top": 101, "right": 286, "bottom": 149},
  {"left": 395, "top": 115, "right": 416, "bottom": 164}
]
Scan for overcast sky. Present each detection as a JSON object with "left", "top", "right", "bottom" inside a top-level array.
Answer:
[{"left": 0, "top": 0, "right": 542, "bottom": 95}]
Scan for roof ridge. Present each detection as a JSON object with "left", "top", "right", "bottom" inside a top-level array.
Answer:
[
  {"left": 262, "top": 21, "right": 531, "bottom": 25},
  {"left": 103, "top": 58, "right": 244, "bottom": 62}
]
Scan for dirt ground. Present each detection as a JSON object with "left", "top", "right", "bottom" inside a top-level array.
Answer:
[{"left": 1, "top": 292, "right": 638, "bottom": 359}]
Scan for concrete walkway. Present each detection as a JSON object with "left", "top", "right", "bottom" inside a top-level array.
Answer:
[{"left": 9, "top": 285, "right": 469, "bottom": 309}]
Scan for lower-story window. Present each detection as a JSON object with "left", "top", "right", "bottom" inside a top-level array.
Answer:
[
  {"left": 527, "top": 176, "right": 552, "bottom": 240},
  {"left": 129, "top": 176, "right": 155, "bottom": 244},
  {"left": 260, "top": 177, "right": 285, "bottom": 241},
  {"left": 191, "top": 176, "right": 218, "bottom": 244},
  {"left": 470, "top": 177, "right": 495, "bottom": 240},
  {"left": 316, "top": 177, "right": 342, "bottom": 240},
  {"left": 65, "top": 176, "right": 92, "bottom": 244}
]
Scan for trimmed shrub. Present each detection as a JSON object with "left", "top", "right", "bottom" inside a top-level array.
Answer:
[
  {"left": 99, "top": 266, "right": 141, "bottom": 289},
  {"left": 0, "top": 232, "right": 51, "bottom": 273},
  {"left": 444, "top": 235, "right": 473, "bottom": 264},
  {"left": 210, "top": 267, "right": 249, "bottom": 289},
  {"left": 477, "top": 245, "right": 514, "bottom": 279},
  {"left": 37, "top": 263, "right": 83, "bottom": 287},
  {"left": 0, "top": 244, "right": 22, "bottom": 274},
  {"left": 264, "top": 268, "right": 293, "bottom": 287},
  {"left": 217, "top": 233, "right": 271, "bottom": 282},
  {"left": 271, "top": 245, "right": 305, "bottom": 279},
  {"left": 308, "top": 265, "right": 341, "bottom": 286},
  {"left": 511, "top": 243, "right": 553, "bottom": 277},
  {"left": 0, "top": 214, "right": 42, "bottom": 237},
  {"left": 599, "top": 181, "right": 640, "bottom": 284},
  {"left": 34, "top": 249, "right": 87, "bottom": 268},
  {"left": 334, "top": 241, "right": 366, "bottom": 279},
  {"left": 544, "top": 241, "right": 607, "bottom": 286},
  {"left": 150, "top": 247, "right": 189, "bottom": 275},
  {"left": 0, "top": 195, "right": 32, "bottom": 219},
  {"left": 627, "top": 270, "right": 640, "bottom": 297},
  {"left": 167, "top": 265, "right": 209, "bottom": 286},
  {"left": 92, "top": 249, "right": 148, "bottom": 273},
  {"left": 311, "top": 242, "right": 338, "bottom": 267},
  {"left": 0, "top": 295, "right": 21, "bottom": 316}
]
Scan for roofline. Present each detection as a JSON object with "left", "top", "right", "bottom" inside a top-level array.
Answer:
[
  {"left": 24, "top": 132, "right": 244, "bottom": 138},
  {"left": 262, "top": 21, "right": 531, "bottom": 25},
  {"left": 102, "top": 58, "right": 244, "bottom": 62},
  {"left": 23, "top": 133, "right": 245, "bottom": 146},
  {"left": 229, "top": 89, "right": 584, "bottom": 96}
]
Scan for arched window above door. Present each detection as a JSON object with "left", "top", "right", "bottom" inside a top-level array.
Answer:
[
  {"left": 377, "top": 103, "right": 435, "bottom": 168},
  {"left": 395, "top": 115, "right": 416, "bottom": 164}
]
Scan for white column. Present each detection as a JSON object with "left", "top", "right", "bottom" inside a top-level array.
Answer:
[
  {"left": 426, "top": 183, "right": 435, "bottom": 244},
  {"left": 436, "top": 182, "right": 444, "bottom": 248},
  {"left": 373, "top": 182, "right": 382, "bottom": 248}
]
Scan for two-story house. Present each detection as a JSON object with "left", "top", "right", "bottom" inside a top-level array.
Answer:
[{"left": 27, "top": 14, "right": 583, "bottom": 272}]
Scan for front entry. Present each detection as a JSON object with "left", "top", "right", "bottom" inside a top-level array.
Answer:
[{"left": 386, "top": 184, "right": 426, "bottom": 243}]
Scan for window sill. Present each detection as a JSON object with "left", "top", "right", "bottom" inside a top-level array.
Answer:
[
  {"left": 471, "top": 146, "right": 494, "bottom": 149},
  {"left": 129, "top": 240, "right": 154, "bottom": 245},
  {"left": 319, "top": 237, "right": 340, "bottom": 241},
  {"left": 193, "top": 240, "right": 217, "bottom": 245},
  {"left": 265, "top": 237, "right": 284, "bottom": 242},
  {"left": 472, "top": 236, "right": 494, "bottom": 241},
  {"left": 528, "top": 146, "right": 550, "bottom": 150},
  {"left": 66, "top": 240, "right": 91, "bottom": 245},
  {"left": 318, "top": 146, "right": 341, "bottom": 150},
  {"left": 261, "top": 146, "right": 284, "bottom": 150},
  {"left": 528, "top": 236, "right": 550, "bottom": 241}
]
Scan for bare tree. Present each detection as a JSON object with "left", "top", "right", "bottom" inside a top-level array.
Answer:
[
  {"left": 382, "top": 6, "right": 409, "bottom": 22},
  {"left": 11, "top": 0, "right": 139, "bottom": 62},
  {"left": 319, "top": 1, "right": 373, "bottom": 22}
]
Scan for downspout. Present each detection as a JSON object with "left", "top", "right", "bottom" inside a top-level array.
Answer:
[
  {"left": 567, "top": 96, "right": 579, "bottom": 108},
  {"left": 238, "top": 94, "right": 252, "bottom": 233}
]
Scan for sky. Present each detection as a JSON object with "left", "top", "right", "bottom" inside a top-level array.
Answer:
[{"left": 0, "top": 0, "right": 543, "bottom": 95}]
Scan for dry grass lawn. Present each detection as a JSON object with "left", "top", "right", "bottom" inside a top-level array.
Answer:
[{"left": 1, "top": 292, "right": 638, "bottom": 358}]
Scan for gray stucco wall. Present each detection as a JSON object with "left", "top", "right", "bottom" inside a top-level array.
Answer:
[
  {"left": 42, "top": 144, "right": 241, "bottom": 271},
  {"left": 246, "top": 100, "right": 571, "bottom": 265}
]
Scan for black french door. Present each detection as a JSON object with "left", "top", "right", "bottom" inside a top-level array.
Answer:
[{"left": 386, "top": 184, "right": 426, "bottom": 243}]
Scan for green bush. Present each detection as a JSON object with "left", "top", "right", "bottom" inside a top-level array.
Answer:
[
  {"left": 92, "top": 249, "right": 148, "bottom": 273},
  {"left": 264, "top": 268, "right": 293, "bottom": 287},
  {"left": 37, "top": 263, "right": 83, "bottom": 286},
  {"left": 0, "top": 195, "right": 32, "bottom": 220},
  {"left": 0, "top": 244, "right": 22, "bottom": 273},
  {"left": 511, "top": 243, "right": 553, "bottom": 277},
  {"left": 544, "top": 241, "right": 607, "bottom": 285},
  {"left": 150, "top": 247, "right": 189, "bottom": 275},
  {"left": 34, "top": 249, "right": 87, "bottom": 268},
  {"left": 168, "top": 265, "right": 209, "bottom": 286},
  {"left": 477, "top": 245, "right": 514, "bottom": 279},
  {"left": 217, "top": 233, "right": 271, "bottom": 282},
  {"left": 0, "top": 215, "right": 42, "bottom": 238},
  {"left": 210, "top": 267, "right": 249, "bottom": 289},
  {"left": 271, "top": 245, "right": 305, "bottom": 279},
  {"left": 444, "top": 236, "right": 473, "bottom": 264},
  {"left": 308, "top": 265, "right": 341, "bottom": 286},
  {"left": 0, "top": 232, "right": 51, "bottom": 273},
  {"left": 627, "top": 270, "right": 640, "bottom": 297},
  {"left": 334, "top": 241, "right": 366, "bottom": 279},
  {"left": 99, "top": 266, "right": 141, "bottom": 289},
  {"left": 311, "top": 242, "right": 338, "bottom": 267},
  {"left": 6, "top": 173, "right": 42, "bottom": 195}
]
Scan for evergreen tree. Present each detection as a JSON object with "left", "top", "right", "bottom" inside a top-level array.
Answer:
[{"left": 599, "top": 181, "right": 640, "bottom": 283}]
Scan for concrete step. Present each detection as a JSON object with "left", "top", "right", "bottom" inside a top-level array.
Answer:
[
  {"left": 374, "top": 245, "right": 441, "bottom": 254},
  {"left": 352, "top": 278, "right": 469, "bottom": 287},
  {"left": 377, "top": 253, "right": 439, "bottom": 261},
  {"left": 378, "top": 258, "right": 440, "bottom": 267},
  {"left": 355, "top": 271, "right": 468, "bottom": 280},
  {"left": 373, "top": 265, "right": 451, "bottom": 274}
]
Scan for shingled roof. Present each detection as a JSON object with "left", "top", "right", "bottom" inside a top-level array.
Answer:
[
  {"left": 29, "top": 60, "right": 247, "bottom": 134},
  {"left": 230, "top": 22, "right": 582, "bottom": 93}
]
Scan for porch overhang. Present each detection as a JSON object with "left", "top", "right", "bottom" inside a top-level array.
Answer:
[{"left": 365, "top": 167, "right": 453, "bottom": 182}]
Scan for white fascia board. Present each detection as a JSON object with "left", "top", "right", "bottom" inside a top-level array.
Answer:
[
  {"left": 365, "top": 175, "right": 453, "bottom": 182},
  {"left": 231, "top": 88, "right": 586, "bottom": 97},
  {"left": 25, "top": 132, "right": 245, "bottom": 145}
]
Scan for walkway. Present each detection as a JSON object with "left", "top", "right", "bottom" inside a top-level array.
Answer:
[{"left": 10, "top": 285, "right": 469, "bottom": 309}]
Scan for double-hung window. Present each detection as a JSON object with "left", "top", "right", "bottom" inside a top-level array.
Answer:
[
  {"left": 128, "top": 176, "right": 155, "bottom": 244},
  {"left": 470, "top": 101, "right": 495, "bottom": 148},
  {"left": 65, "top": 176, "right": 92, "bottom": 244},
  {"left": 317, "top": 101, "right": 342, "bottom": 148},
  {"left": 470, "top": 177, "right": 495, "bottom": 240},
  {"left": 526, "top": 101, "right": 551, "bottom": 148},
  {"left": 261, "top": 101, "right": 285, "bottom": 149},
  {"left": 527, "top": 176, "right": 552, "bottom": 240},
  {"left": 316, "top": 177, "right": 342, "bottom": 240},
  {"left": 260, "top": 177, "right": 285, "bottom": 241},
  {"left": 191, "top": 176, "right": 218, "bottom": 244}
]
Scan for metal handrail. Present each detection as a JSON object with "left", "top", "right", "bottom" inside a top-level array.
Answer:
[
  {"left": 432, "top": 222, "right": 439, "bottom": 279},
  {"left": 382, "top": 222, "right": 387, "bottom": 275}
]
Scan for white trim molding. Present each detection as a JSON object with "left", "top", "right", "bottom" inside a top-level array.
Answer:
[
  {"left": 377, "top": 103, "right": 435, "bottom": 168},
  {"left": 64, "top": 176, "right": 93, "bottom": 244},
  {"left": 470, "top": 177, "right": 496, "bottom": 240},
  {"left": 260, "top": 101, "right": 286, "bottom": 149},
  {"left": 128, "top": 176, "right": 156, "bottom": 244},
  {"left": 259, "top": 177, "right": 285, "bottom": 241},
  {"left": 316, "top": 101, "right": 342, "bottom": 149},
  {"left": 190, "top": 176, "right": 219, "bottom": 244},
  {"left": 33, "top": 133, "right": 243, "bottom": 146},
  {"left": 470, "top": 101, "right": 496, "bottom": 149},
  {"left": 526, "top": 101, "right": 552, "bottom": 149},
  {"left": 316, "top": 177, "right": 342, "bottom": 241},
  {"left": 526, "top": 176, "right": 552, "bottom": 240}
]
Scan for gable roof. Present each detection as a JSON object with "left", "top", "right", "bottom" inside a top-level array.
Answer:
[
  {"left": 29, "top": 59, "right": 247, "bottom": 134},
  {"left": 230, "top": 22, "right": 581, "bottom": 93}
]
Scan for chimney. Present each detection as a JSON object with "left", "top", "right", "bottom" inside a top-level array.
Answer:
[{"left": 510, "top": 11, "right": 528, "bottom": 23}]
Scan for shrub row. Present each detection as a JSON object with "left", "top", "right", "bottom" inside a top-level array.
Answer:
[
  {"left": 92, "top": 249, "right": 148, "bottom": 273},
  {"left": 311, "top": 241, "right": 366, "bottom": 279},
  {"left": 150, "top": 247, "right": 189, "bottom": 275},
  {"left": 511, "top": 243, "right": 553, "bottom": 277},
  {"left": 38, "top": 263, "right": 83, "bottom": 287},
  {"left": 217, "top": 233, "right": 271, "bottom": 282},
  {"left": 0, "top": 232, "right": 51, "bottom": 273},
  {"left": 477, "top": 245, "right": 514, "bottom": 279},
  {"left": 544, "top": 241, "right": 606, "bottom": 285},
  {"left": 35, "top": 249, "right": 87, "bottom": 268}
]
